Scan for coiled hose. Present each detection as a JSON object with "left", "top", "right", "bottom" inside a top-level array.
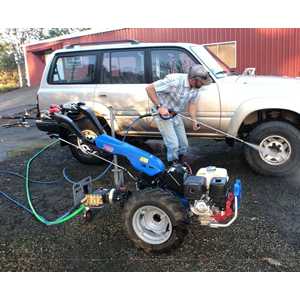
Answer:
[{"left": 25, "top": 140, "right": 85, "bottom": 225}]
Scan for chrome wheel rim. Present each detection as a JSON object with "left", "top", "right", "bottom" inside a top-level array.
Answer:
[
  {"left": 259, "top": 135, "right": 292, "bottom": 165},
  {"left": 77, "top": 129, "right": 98, "bottom": 155},
  {"left": 132, "top": 205, "right": 172, "bottom": 245}
]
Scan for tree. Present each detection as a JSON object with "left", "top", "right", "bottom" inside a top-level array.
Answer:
[
  {"left": 0, "top": 28, "right": 91, "bottom": 87},
  {"left": 0, "top": 43, "right": 16, "bottom": 70},
  {"left": 43, "top": 28, "right": 91, "bottom": 39},
  {"left": 0, "top": 28, "right": 44, "bottom": 87}
]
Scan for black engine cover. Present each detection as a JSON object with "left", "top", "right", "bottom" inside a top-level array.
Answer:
[
  {"left": 209, "top": 177, "right": 228, "bottom": 209},
  {"left": 161, "top": 164, "right": 188, "bottom": 194},
  {"left": 184, "top": 175, "right": 207, "bottom": 200}
]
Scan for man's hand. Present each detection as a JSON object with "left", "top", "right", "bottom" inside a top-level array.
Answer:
[
  {"left": 158, "top": 106, "right": 170, "bottom": 117},
  {"left": 192, "top": 120, "right": 201, "bottom": 131}
]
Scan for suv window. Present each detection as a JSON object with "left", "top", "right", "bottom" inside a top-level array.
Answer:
[
  {"left": 151, "top": 49, "right": 197, "bottom": 81},
  {"left": 102, "top": 50, "right": 145, "bottom": 84},
  {"left": 50, "top": 54, "right": 97, "bottom": 84}
]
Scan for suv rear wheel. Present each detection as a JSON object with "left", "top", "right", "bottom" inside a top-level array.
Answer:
[{"left": 244, "top": 121, "right": 300, "bottom": 176}]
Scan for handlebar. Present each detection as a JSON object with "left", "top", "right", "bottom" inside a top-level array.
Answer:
[
  {"left": 159, "top": 112, "right": 177, "bottom": 120},
  {"left": 151, "top": 108, "right": 178, "bottom": 120}
]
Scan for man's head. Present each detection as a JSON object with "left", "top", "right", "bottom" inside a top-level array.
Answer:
[{"left": 188, "top": 65, "right": 211, "bottom": 89}]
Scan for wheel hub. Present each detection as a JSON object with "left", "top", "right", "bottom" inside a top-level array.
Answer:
[
  {"left": 259, "top": 135, "right": 291, "bottom": 165},
  {"left": 77, "top": 129, "right": 98, "bottom": 155},
  {"left": 132, "top": 205, "right": 172, "bottom": 245}
]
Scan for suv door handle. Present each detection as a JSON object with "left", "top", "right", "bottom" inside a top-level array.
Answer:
[{"left": 98, "top": 94, "right": 107, "bottom": 97}]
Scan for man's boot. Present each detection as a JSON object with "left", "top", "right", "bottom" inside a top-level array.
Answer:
[
  {"left": 178, "top": 154, "right": 192, "bottom": 174},
  {"left": 178, "top": 154, "right": 185, "bottom": 164},
  {"left": 167, "top": 159, "right": 179, "bottom": 167}
]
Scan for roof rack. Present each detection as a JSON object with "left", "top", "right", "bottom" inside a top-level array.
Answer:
[{"left": 64, "top": 39, "right": 140, "bottom": 49}]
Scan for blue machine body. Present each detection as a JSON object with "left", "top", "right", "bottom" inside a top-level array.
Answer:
[
  {"left": 95, "top": 134, "right": 165, "bottom": 176},
  {"left": 234, "top": 179, "right": 242, "bottom": 208}
]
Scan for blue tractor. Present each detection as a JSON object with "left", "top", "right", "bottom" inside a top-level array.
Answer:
[{"left": 37, "top": 102, "right": 242, "bottom": 253}]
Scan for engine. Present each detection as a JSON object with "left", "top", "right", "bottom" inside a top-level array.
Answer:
[
  {"left": 184, "top": 166, "right": 231, "bottom": 225},
  {"left": 163, "top": 165, "right": 233, "bottom": 226}
]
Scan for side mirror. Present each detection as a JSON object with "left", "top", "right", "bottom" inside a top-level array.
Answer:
[{"left": 242, "top": 68, "right": 256, "bottom": 76}]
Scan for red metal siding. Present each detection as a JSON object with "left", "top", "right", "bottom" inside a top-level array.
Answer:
[{"left": 25, "top": 28, "right": 300, "bottom": 86}]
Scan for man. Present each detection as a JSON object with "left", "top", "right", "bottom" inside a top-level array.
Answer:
[{"left": 146, "top": 64, "right": 211, "bottom": 165}]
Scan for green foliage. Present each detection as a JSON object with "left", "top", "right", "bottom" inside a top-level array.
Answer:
[
  {"left": 0, "top": 70, "right": 19, "bottom": 93},
  {"left": 0, "top": 28, "right": 91, "bottom": 87},
  {"left": 0, "top": 43, "right": 18, "bottom": 91},
  {"left": 42, "top": 28, "right": 91, "bottom": 39},
  {"left": 0, "top": 28, "right": 91, "bottom": 63},
  {"left": 0, "top": 82, "right": 18, "bottom": 93},
  {"left": 0, "top": 43, "right": 17, "bottom": 70}
]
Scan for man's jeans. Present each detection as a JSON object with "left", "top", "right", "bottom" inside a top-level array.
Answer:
[{"left": 154, "top": 115, "right": 188, "bottom": 162}]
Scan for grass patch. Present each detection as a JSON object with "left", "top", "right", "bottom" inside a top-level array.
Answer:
[{"left": 0, "top": 83, "right": 19, "bottom": 93}]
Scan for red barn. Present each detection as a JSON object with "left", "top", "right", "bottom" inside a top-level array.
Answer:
[{"left": 24, "top": 28, "right": 300, "bottom": 87}]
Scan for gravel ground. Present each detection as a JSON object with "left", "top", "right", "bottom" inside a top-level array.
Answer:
[
  {"left": 0, "top": 87, "right": 38, "bottom": 116},
  {"left": 0, "top": 123, "right": 299, "bottom": 271}
]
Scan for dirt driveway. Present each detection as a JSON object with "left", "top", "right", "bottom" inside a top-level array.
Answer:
[{"left": 0, "top": 87, "right": 38, "bottom": 116}]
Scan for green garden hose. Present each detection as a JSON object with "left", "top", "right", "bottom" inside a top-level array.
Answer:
[{"left": 25, "top": 139, "right": 85, "bottom": 225}]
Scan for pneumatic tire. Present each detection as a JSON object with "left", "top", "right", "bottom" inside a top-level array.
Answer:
[
  {"left": 123, "top": 188, "right": 188, "bottom": 253},
  {"left": 68, "top": 118, "right": 111, "bottom": 165},
  {"left": 244, "top": 121, "right": 300, "bottom": 176}
]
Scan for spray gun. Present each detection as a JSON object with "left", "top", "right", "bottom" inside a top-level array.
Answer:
[{"left": 151, "top": 107, "right": 279, "bottom": 158}]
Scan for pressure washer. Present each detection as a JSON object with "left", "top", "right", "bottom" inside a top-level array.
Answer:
[{"left": 0, "top": 102, "right": 243, "bottom": 253}]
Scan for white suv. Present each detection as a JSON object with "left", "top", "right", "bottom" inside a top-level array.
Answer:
[{"left": 37, "top": 41, "right": 300, "bottom": 176}]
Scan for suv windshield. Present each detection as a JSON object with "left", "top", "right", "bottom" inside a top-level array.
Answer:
[{"left": 191, "top": 45, "right": 232, "bottom": 79}]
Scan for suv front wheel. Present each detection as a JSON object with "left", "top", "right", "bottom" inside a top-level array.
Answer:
[{"left": 244, "top": 121, "right": 300, "bottom": 176}]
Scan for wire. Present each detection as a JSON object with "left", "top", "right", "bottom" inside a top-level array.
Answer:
[
  {"left": 62, "top": 164, "right": 112, "bottom": 185},
  {"left": 122, "top": 114, "right": 152, "bottom": 140},
  {"left": 0, "top": 171, "right": 62, "bottom": 216},
  {"left": 0, "top": 191, "right": 33, "bottom": 215},
  {"left": 0, "top": 171, "right": 62, "bottom": 185}
]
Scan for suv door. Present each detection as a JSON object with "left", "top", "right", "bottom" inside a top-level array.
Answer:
[
  {"left": 39, "top": 52, "right": 98, "bottom": 111},
  {"left": 95, "top": 49, "right": 150, "bottom": 135},
  {"left": 148, "top": 47, "right": 221, "bottom": 137}
]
